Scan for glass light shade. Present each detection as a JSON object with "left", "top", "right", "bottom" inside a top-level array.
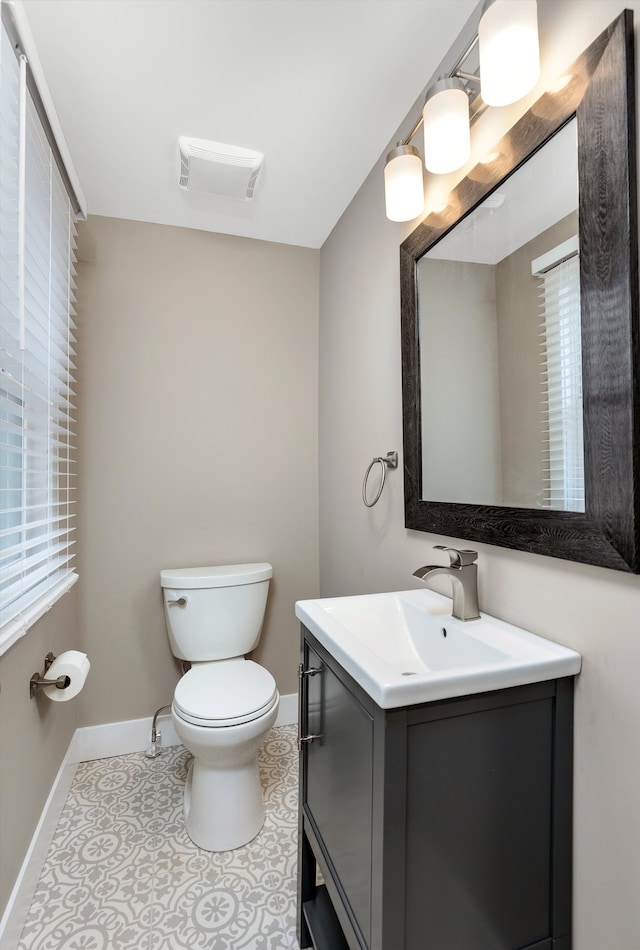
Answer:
[
  {"left": 384, "top": 145, "right": 424, "bottom": 221},
  {"left": 478, "top": 0, "right": 540, "bottom": 106},
  {"left": 422, "top": 80, "right": 470, "bottom": 175}
]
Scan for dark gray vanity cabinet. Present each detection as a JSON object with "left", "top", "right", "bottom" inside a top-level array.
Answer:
[{"left": 297, "top": 627, "right": 574, "bottom": 950}]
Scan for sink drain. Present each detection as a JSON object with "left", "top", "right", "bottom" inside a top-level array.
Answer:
[{"left": 401, "top": 671, "right": 417, "bottom": 676}]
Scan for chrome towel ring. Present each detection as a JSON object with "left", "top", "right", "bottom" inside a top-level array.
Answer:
[{"left": 362, "top": 451, "right": 398, "bottom": 507}]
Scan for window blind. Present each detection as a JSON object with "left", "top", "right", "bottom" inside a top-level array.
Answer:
[
  {"left": 0, "top": 22, "right": 77, "bottom": 655},
  {"left": 536, "top": 249, "right": 584, "bottom": 512}
]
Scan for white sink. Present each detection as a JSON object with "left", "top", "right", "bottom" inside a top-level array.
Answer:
[{"left": 295, "top": 588, "right": 581, "bottom": 708}]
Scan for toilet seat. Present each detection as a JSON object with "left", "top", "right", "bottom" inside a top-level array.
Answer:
[{"left": 173, "top": 660, "right": 278, "bottom": 727}]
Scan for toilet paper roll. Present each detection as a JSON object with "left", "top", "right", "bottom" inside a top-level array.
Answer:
[{"left": 42, "top": 650, "right": 90, "bottom": 702}]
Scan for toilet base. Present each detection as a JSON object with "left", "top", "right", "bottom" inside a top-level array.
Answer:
[
  {"left": 173, "top": 695, "right": 279, "bottom": 852},
  {"left": 183, "top": 754, "right": 266, "bottom": 851}
]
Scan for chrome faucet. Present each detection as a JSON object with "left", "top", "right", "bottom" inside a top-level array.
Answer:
[{"left": 413, "top": 546, "right": 480, "bottom": 621}]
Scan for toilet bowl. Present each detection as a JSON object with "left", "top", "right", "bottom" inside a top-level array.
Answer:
[{"left": 160, "top": 563, "right": 280, "bottom": 851}]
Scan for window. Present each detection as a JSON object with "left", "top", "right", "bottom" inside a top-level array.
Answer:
[
  {"left": 0, "top": 18, "right": 78, "bottom": 655},
  {"left": 535, "top": 238, "right": 584, "bottom": 512}
]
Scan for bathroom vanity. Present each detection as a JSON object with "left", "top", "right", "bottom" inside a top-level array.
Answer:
[{"left": 295, "top": 591, "right": 580, "bottom": 950}]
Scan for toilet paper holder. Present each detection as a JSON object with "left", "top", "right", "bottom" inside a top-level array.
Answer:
[{"left": 30, "top": 652, "right": 71, "bottom": 699}]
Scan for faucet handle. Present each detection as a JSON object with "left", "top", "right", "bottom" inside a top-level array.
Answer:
[{"left": 433, "top": 545, "right": 478, "bottom": 567}]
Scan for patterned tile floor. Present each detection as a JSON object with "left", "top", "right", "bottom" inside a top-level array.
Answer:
[{"left": 17, "top": 726, "right": 300, "bottom": 950}]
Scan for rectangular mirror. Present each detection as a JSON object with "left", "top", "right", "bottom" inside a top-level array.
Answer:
[{"left": 401, "top": 11, "right": 640, "bottom": 572}]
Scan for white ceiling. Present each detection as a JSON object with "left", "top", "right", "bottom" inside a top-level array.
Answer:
[{"left": 20, "top": 0, "right": 478, "bottom": 249}]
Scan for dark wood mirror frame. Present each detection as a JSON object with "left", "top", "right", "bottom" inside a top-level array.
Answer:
[{"left": 401, "top": 10, "right": 640, "bottom": 573}]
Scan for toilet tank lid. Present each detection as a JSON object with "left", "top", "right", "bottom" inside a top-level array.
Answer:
[{"left": 160, "top": 562, "right": 272, "bottom": 589}]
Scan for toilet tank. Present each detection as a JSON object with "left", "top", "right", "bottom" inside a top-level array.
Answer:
[{"left": 160, "top": 563, "right": 272, "bottom": 661}]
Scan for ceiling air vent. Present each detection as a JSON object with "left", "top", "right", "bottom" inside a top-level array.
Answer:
[{"left": 177, "top": 137, "right": 264, "bottom": 200}]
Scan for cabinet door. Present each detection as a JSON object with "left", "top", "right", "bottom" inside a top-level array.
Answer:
[
  {"left": 405, "top": 696, "right": 554, "bottom": 950},
  {"left": 303, "top": 645, "right": 374, "bottom": 947}
]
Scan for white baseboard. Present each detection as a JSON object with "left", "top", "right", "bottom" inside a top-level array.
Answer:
[
  {"left": 275, "top": 691, "right": 297, "bottom": 729},
  {"left": 67, "top": 691, "right": 297, "bottom": 763},
  {"left": 0, "top": 692, "right": 297, "bottom": 948},
  {"left": 0, "top": 751, "right": 78, "bottom": 949},
  {"left": 66, "top": 712, "right": 180, "bottom": 763}
]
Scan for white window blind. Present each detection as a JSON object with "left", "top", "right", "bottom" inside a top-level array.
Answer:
[
  {"left": 536, "top": 245, "right": 585, "bottom": 512},
  {"left": 0, "top": 22, "right": 77, "bottom": 655}
]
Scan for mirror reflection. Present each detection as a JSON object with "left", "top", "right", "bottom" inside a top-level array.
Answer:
[{"left": 418, "top": 118, "right": 583, "bottom": 511}]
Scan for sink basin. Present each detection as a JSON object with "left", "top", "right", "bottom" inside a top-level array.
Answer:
[{"left": 295, "top": 588, "right": 581, "bottom": 708}]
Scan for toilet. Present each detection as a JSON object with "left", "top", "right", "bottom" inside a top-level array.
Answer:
[{"left": 160, "top": 562, "right": 279, "bottom": 851}]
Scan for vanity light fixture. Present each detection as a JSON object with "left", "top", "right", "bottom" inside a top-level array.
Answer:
[
  {"left": 384, "top": 144, "right": 425, "bottom": 222},
  {"left": 423, "top": 77, "right": 471, "bottom": 174},
  {"left": 478, "top": 0, "right": 540, "bottom": 107},
  {"left": 383, "top": 0, "right": 539, "bottom": 221}
]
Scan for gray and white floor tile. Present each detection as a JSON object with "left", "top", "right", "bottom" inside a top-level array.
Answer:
[{"left": 17, "top": 726, "right": 300, "bottom": 950}]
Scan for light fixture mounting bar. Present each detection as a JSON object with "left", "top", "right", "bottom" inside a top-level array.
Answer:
[
  {"left": 448, "top": 32, "right": 479, "bottom": 79},
  {"left": 456, "top": 71, "right": 481, "bottom": 85}
]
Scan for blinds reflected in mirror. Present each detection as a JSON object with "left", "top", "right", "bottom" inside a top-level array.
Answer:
[{"left": 534, "top": 239, "right": 584, "bottom": 512}]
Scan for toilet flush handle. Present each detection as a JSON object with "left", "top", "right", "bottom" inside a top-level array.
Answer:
[{"left": 167, "top": 596, "right": 188, "bottom": 607}]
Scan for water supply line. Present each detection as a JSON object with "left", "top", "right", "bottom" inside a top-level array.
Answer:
[{"left": 146, "top": 703, "right": 172, "bottom": 758}]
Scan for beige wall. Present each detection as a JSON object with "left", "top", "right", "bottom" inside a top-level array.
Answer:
[
  {"left": 319, "top": 1, "right": 640, "bottom": 947},
  {"left": 75, "top": 216, "right": 319, "bottom": 726},
  {"left": 0, "top": 589, "right": 78, "bottom": 916},
  {"left": 0, "top": 216, "right": 319, "bottom": 916}
]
